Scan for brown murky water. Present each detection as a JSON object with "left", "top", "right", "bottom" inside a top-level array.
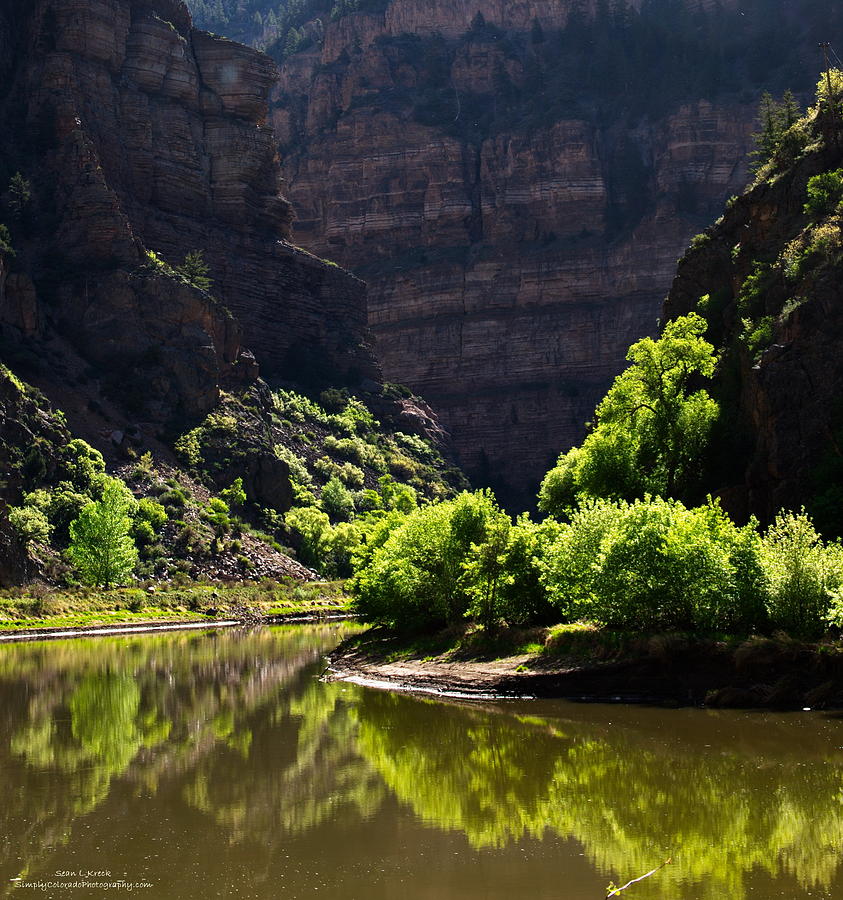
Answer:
[{"left": 1, "top": 624, "right": 841, "bottom": 899}]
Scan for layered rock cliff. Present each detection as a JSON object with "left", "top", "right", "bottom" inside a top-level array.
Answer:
[
  {"left": 0, "top": 0, "right": 378, "bottom": 430},
  {"left": 0, "top": 0, "right": 464, "bottom": 585},
  {"left": 235, "top": 0, "right": 830, "bottom": 506}
]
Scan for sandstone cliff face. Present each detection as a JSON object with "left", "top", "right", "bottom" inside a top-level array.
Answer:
[
  {"left": 0, "top": 0, "right": 378, "bottom": 426},
  {"left": 272, "top": 1, "right": 755, "bottom": 503}
]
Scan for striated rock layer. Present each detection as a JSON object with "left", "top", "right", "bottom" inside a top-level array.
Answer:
[
  {"left": 0, "top": 0, "right": 378, "bottom": 425},
  {"left": 271, "top": 0, "right": 757, "bottom": 505}
]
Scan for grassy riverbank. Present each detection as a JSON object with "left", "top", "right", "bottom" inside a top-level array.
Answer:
[
  {"left": 0, "top": 579, "right": 350, "bottom": 632},
  {"left": 330, "top": 623, "right": 843, "bottom": 708}
]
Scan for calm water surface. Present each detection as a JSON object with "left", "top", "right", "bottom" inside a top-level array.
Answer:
[{"left": 1, "top": 624, "right": 842, "bottom": 899}]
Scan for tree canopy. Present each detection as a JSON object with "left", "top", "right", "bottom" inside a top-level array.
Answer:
[
  {"left": 68, "top": 478, "right": 138, "bottom": 588},
  {"left": 539, "top": 313, "right": 718, "bottom": 515}
]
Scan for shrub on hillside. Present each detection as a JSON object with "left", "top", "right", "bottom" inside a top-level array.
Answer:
[
  {"left": 8, "top": 505, "right": 51, "bottom": 546},
  {"left": 804, "top": 169, "right": 843, "bottom": 218}
]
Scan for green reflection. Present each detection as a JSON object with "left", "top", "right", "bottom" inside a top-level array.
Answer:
[
  {"left": 0, "top": 625, "right": 351, "bottom": 885},
  {"left": 356, "top": 691, "right": 563, "bottom": 848},
  {"left": 184, "top": 678, "right": 384, "bottom": 840},
  {"left": 353, "top": 692, "right": 843, "bottom": 899},
  {"left": 1, "top": 626, "right": 842, "bottom": 900}
]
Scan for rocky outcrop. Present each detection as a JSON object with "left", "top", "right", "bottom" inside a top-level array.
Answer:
[
  {"left": 663, "top": 114, "right": 843, "bottom": 529},
  {"left": 272, "top": 2, "right": 757, "bottom": 503},
  {"left": 0, "top": 0, "right": 378, "bottom": 427}
]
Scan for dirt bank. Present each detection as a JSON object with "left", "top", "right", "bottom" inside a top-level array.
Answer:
[{"left": 327, "top": 627, "right": 843, "bottom": 708}]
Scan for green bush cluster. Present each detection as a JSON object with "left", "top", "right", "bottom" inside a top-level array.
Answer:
[
  {"left": 283, "top": 474, "right": 419, "bottom": 577},
  {"left": 541, "top": 497, "right": 767, "bottom": 633},
  {"left": 350, "top": 491, "right": 558, "bottom": 631},
  {"left": 273, "top": 386, "right": 462, "bottom": 573},
  {"left": 352, "top": 493, "right": 843, "bottom": 637},
  {"left": 739, "top": 315, "right": 775, "bottom": 360},
  {"left": 351, "top": 491, "right": 512, "bottom": 630},
  {"left": 804, "top": 169, "right": 843, "bottom": 218},
  {"left": 8, "top": 440, "right": 107, "bottom": 546}
]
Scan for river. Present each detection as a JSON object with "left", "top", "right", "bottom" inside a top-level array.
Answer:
[{"left": 0, "top": 624, "right": 840, "bottom": 899}]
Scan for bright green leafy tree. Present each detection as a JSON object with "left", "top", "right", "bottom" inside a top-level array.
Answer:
[
  {"left": 540, "top": 496, "right": 766, "bottom": 632},
  {"left": 463, "top": 515, "right": 511, "bottom": 629},
  {"left": 68, "top": 478, "right": 138, "bottom": 587},
  {"left": 351, "top": 490, "right": 507, "bottom": 629},
  {"left": 539, "top": 313, "right": 718, "bottom": 514},
  {"left": 764, "top": 510, "right": 843, "bottom": 635}
]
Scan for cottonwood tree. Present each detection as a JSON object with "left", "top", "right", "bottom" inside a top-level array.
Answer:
[
  {"left": 68, "top": 478, "right": 138, "bottom": 587},
  {"left": 539, "top": 313, "right": 718, "bottom": 514}
]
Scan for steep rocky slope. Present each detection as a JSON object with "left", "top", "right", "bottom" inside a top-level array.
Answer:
[
  {"left": 664, "top": 91, "right": 843, "bottom": 533},
  {"left": 0, "top": 0, "right": 462, "bottom": 584},
  {"left": 187, "top": 0, "right": 840, "bottom": 505}
]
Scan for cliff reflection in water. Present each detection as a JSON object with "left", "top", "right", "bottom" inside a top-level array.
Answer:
[{"left": 1, "top": 626, "right": 842, "bottom": 900}]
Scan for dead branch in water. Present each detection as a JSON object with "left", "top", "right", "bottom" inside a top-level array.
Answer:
[{"left": 605, "top": 859, "right": 672, "bottom": 898}]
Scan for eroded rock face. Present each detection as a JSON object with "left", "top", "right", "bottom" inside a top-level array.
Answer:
[
  {"left": 664, "top": 139, "right": 843, "bottom": 526},
  {"left": 0, "top": 0, "right": 377, "bottom": 423},
  {"left": 274, "top": 5, "right": 753, "bottom": 503}
]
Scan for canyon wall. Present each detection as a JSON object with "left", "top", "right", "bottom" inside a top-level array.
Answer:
[
  {"left": 0, "top": 0, "right": 378, "bottom": 426},
  {"left": 269, "top": 0, "right": 763, "bottom": 504}
]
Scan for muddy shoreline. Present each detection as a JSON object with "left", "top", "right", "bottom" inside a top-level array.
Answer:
[{"left": 327, "top": 630, "right": 843, "bottom": 709}]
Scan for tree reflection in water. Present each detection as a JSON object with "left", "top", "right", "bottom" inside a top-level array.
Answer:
[{"left": 1, "top": 626, "right": 842, "bottom": 900}]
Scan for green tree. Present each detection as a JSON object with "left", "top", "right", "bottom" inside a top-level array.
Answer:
[
  {"left": 750, "top": 90, "right": 802, "bottom": 174},
  {"left": 816, "top": 67, "right": 843, "bottom": 110},
  {"left": 220, "top": 476, "right": 246, "bottom": 509},
  {"left": 322, "top": 475, "right": 355, "bottom": 521},
  {"left": 494, "top": 515, "right": 559, "bottom": 626},
  {"left": 463, "top": 515, "right": 510, "bottom": 628},
  {"left": 763, "top": 510, "right": 843, "bottom": 635},
  {"left": 803, "top": 169, "right": 843, "bottom": 218},
  {"left": 0, "top": 223, "right": 14, "bottom": 256},
  {"left": 351, "top": 490, "right": 504, "bottom": 629},
  {"left": 68, "top": 478, "right": 138, "bottom": 587},
  {"left": 285, "top": 505, "right": 332, "bottom": 568},
  {"left": 61, "top": 439, "right": 106, "bottom": 492},
  {"left": 177, "top": 250, "right": 212, "bottom": 292},
  {"left": 7, "top": 505, "right": 51, "bottom": 546},
  {"left": 283, "top": 25, "right": 304, "bottom": 56},
  {"left": 540, "top": 496, "right": 766, "bottom": 632},
  {"left": 539, "top": 313, "right": 718, "bottom": 513},
  {"left": 378, "top": 474, "right": 417, "bottom": 512}
]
